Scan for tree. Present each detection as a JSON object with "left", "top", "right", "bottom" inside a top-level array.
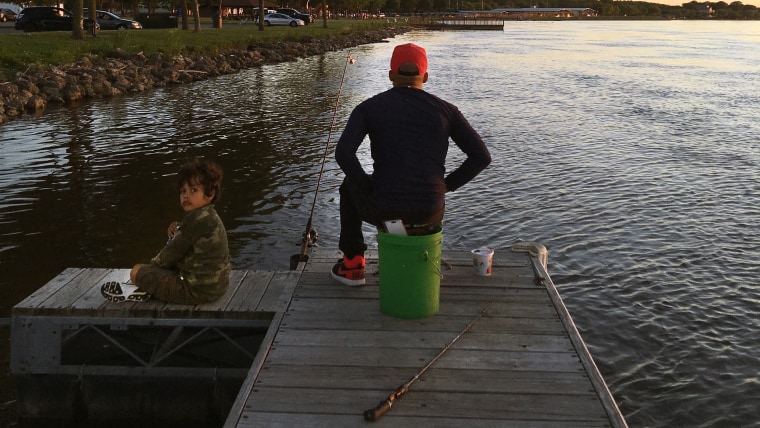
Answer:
[
  {"left": 213, "top": 0, "right": 223, "bottom": 28},
  {"left": 71, "top": 0, "right": 85, "bottom": 40},
  {"left": 599, "top": 3, "right": 621, "bottom": 16},
  {"left": 191, "top": 0, "right": 201, "bottom": 32},
  {"left": 712, "top": 1, "right": 729, "bottom": 9},
  {"left": 399, "top": 0, "right": 417, "bottom": 13},
  {"left": 259, "top": 0, "right": 265, "bottom": 30},
  {"left": 181, "top": 0, "right": 189, "bottom": 30},
  {"left": 88, "top": 0, "right": 97, "bottom": 35},
  {"left": 384, "top": 0, "right": 400, "bottom": 13},
  {"left": 645, "top": 4, "right": 661, "bottom": 15},
  {"left": 416, "top": 0, "right": 432, "bottom": 11}
]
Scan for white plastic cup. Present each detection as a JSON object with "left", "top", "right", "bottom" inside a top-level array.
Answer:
[{"left": 471, "top": 248, "right": 494, "bottom": 276}]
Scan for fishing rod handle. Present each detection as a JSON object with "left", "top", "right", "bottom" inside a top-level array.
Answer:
[{"left": 363, "top": 399, "right": 392, "bottom": 421}]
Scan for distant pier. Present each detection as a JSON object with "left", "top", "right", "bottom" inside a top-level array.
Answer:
[{"left": 418, "top": 17, "right": 506, "bottom": 30}]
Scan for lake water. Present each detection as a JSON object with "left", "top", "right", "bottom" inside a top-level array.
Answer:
[{"left": 1, "top": 21, "right": 759, "bottom": 427}]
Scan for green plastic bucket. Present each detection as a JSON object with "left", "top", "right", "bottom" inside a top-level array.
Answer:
[{"left": 377, "top": 228, "right": 443, "bottom": 319}]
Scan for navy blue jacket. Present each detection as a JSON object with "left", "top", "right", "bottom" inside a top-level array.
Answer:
[{"left": 335, "top": 86, "right": 491, "bottom": 214}]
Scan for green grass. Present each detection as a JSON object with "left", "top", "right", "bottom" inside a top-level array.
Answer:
[{"left": 0, "top": 19, "right": 397, "bottom": 81}]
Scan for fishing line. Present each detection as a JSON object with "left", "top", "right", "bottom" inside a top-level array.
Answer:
[
  {"left": 290, "top": 51, "right": 355, "bottom": 270},
  {"left": 363, "top": 300, "right": 496, "bottom": 421}
]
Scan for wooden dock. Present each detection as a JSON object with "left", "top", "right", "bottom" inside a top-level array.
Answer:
[
  {"left": 10, "top": 246, "right": 627, "bottom": 427},
  {"left": 10, "top": 267, "right": 299, "bottom": 426},
  {"left": 225, "top": 246, "right": 627, "bottom": 427}
]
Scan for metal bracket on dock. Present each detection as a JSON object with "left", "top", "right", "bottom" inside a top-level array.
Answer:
[
  {"left": 511, "top": 241, "right": 548, "bottom": 285},
  {"left": 11, "top": 315, "right": 271, "bottom": 378}
]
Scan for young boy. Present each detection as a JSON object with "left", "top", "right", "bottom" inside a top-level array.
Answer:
[{"left": 102, "top": 158, "right": 231, "bottom": 304}]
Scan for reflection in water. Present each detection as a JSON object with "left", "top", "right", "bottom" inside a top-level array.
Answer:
[{"left": 0, "top": 51, "right": 359, "bottom": 313}]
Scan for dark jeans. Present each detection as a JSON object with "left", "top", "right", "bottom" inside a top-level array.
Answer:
[{"left": 338, "top": 178, "right": 444, "bottom": 258}]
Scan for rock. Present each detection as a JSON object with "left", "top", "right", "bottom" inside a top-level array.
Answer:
[{"left": 25, "top": 95, "right": 47, "bottom": 112}]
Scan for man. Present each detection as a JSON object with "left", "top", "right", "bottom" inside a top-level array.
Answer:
[{"left": 332, "top": 43, "right": 492, "bottom": 286}]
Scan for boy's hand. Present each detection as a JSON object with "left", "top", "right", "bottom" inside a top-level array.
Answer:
[{"left": 167, "top": 221, "right": 180, "bottom": 238}]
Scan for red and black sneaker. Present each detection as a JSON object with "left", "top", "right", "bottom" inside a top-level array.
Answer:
[{"left": 331, "top": 254, "right": 366, "bottom": 286}]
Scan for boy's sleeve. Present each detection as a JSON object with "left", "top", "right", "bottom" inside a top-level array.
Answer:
[{"left": 151, "top": 229, "right": 193, "bottom": 268}]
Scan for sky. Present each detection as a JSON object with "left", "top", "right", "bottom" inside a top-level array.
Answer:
[{"left": 654, "top": 0, "right": 760, "bottom": 6}]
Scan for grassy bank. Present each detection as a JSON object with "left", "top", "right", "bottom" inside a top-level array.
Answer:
[{"left": 0, "top": 19, "right": 396, "bottom": 81}]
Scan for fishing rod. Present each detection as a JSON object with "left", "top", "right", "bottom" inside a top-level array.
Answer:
[
  {"left": 363, "top": 300, "right": 496, "bottom": 421},
  {"left": 289, "top": 51, "right": 355, "bottom": 270}
]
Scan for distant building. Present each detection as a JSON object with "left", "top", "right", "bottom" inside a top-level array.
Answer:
[
  {"left": 199, "top": 0, "right": 279, "bottom": 18},
  {"left": 490, "top": 7, "right": 598, "bottom": 18}
]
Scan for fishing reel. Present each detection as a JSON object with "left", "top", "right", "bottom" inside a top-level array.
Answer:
[
  {"left": 290, "top": 228, "right": 318, "bottom": 270},
  {"left": 300, "top": 228, "right": 319, "bottom": 247}
]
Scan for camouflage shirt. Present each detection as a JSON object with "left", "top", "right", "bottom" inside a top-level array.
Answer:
[{"left": 151, "top": 204, "right": 230, "bottom": 302}]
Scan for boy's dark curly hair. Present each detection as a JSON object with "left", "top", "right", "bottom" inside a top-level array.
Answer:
[{"left": 177, "top": 158, "right": 223, "bottom": 203}]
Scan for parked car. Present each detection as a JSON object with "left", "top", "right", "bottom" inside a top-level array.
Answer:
[
  {"left": 252, "top": 7, "right": 276, "bottom": 16},
  {"left": 263, "top": 13, "right": 304, "bottom": 27},
  {"left": 0, "top": 8, "right": 17, "bottom": 21},
  {"left": 14, "top": 7, "right": 99, "bottom": 32},
  {"left": 276, "top": 8, "right": 312, "bottom": 24},
  {"left": 84, "top": 9, "right": 142, "bottom": 30}
]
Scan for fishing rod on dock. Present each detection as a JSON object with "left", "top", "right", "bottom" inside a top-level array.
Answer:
[
  {"left": 289, "top": 51, "right": 355, "bottom": 270},
  {"left": 363, "top": 300, "right": 496, "bottom": 421}
]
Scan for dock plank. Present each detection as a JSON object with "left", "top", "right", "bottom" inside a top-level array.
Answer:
[
  {"left": 15, "top": 268, "right": 110, "bottom": 315},
  {"left": 225, "top": 270, "right": 274, "bottom": 311},
  {"left": 263, "top": 345, "right": 581, "bottom": 372},
  {"left": 237, "top": 413, "right": 611, "bottom": 428},
  {"left": 280, "top": 294, "right": 558, "bottom": 319},
  {"left": 257, "top": 270, "right": 302, "bottom": 313},
  {"left": 255, "top": 365, "right": 589, "bottom": 394},
  {"left": 13, "top": 268, "right": 86, "bottom": 314},
  {"left": 271, "top": 329, "right": 573, "bottom": 352},
  {"left": 242, "top": 387, "right": 606, "bottom": 421}
]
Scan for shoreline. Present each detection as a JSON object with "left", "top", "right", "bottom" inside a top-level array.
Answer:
[{"left": 0, "top": 26, "right": 412, "bottom": 126}]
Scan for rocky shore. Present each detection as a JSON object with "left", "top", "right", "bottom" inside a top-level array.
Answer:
[{"left": 0, "top": 26, "right": 412, "bottom": 125}]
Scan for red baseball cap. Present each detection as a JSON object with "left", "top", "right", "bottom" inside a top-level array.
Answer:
[{"left": 390, "top": 43, "right": 428, "bottom": 76}]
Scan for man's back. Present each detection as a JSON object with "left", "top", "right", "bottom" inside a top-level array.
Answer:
[{"left": 336, "top": 86, "right": 490, "bottom": 214}]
